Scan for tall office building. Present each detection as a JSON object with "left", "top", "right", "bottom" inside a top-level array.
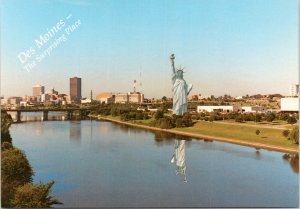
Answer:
[
  {"left": 32, "top": 85, "right": 45, "bottom": 97},
  {"left": 70, "top": 77, "right": 82, "bottom": 103},
  {"left": 289, "top": 84, "right": 299, "bottom": 97}
]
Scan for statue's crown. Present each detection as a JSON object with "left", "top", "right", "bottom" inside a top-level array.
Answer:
[{"left": 176, "top": 66, "right": 185, "bottom": 73}]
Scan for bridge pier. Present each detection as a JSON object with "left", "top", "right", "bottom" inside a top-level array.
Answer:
[
  {"left": 43, "top": 111, "right": 48, "bottom": 121},
  {"left": 80, "top": 110, "right": 86, "bottom": 119},
  {"left": 67, "top": 110, "right": 73, "bottom": 120},
  {"left": 16, "top": 110, "right": 21, "bottom": 123}
]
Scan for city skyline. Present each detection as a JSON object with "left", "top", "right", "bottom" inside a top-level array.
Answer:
[{"left": 1, "top": 0, "right": 298, "bottom": 98}]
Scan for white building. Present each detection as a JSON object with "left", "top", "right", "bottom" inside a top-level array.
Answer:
[
  {"left": 115, "top": 93, "right": 129, "bottom": 103},
  {"left": 41, "top": 94, "right": 51, "bottom": 103},
  {"left": 20, "top": 101, "right": 32, "bottom": 107},
  {"left": 197, "top": 105, "right": 242, "bottom": 113},
  {"left": 280, "top": 97, "right": 299, "bottom": 112},
  {"left": 81, "top": 98, "right": 92, "bottom": 104},
  {"left": 235, "top": 96, "right": 243, "bottom": 100},
  {"left": 289, "top": 84, "right": 299, "bottom": 97},
  {"left": 128, "top": 92, "right": 144, "bottom": 103},
  {"left": 114, "top": 92, "right": 144, "bottom": 104},
  {"left": 242, "top": 106, "right": 266, "bottom": 113}
]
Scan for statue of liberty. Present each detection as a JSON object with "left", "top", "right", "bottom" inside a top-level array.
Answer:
[
  {"left": 170, "top": 54, "right": 192, "bottom": 183},
  {"left": 170, "top": 54, "right": 193, "bottom": 116}
]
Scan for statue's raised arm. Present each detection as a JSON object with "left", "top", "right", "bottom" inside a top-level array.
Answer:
[{"left": 170, "top": 54, "right": 176, "bottom": 74}]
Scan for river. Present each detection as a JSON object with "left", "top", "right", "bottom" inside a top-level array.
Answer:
[{"left": 9, "top": 112, "right": 299, "bottom": 207}]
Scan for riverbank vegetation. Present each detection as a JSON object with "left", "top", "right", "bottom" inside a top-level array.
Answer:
[
  {"left": 1, "top": 111, "right": 61, "bottom": 208},
  {"left": 89, "top": 103, "right": 298, "bottom": 151}
]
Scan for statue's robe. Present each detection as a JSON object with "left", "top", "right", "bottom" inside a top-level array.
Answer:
[
  {"left": 171, "top": 139, "right": 187, "bottom": 182},
  {"left": 172, "top": 72, "right": 193, "bottom": 115}
]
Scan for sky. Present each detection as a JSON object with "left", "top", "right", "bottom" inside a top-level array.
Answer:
[{"left": 0, "top": 0, "right": 298, "bottom": 99}]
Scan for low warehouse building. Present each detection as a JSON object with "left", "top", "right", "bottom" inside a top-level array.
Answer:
[
  {"left": 197, "top": 105, "right": 242, "bottom": 113},
  {"left": 280, "top": 97, "right": 299, "bottom": 112}
]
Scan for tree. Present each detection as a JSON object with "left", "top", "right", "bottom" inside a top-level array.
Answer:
[
  {"left": 1, "top": 147, "right": 34, "bottom": 207},
  {"left": 287, "top": 116, "right": 297, "bottom": 124},
  {"left": 1, "top": 111, "right": 13, "bottom": 144},
  {"left": 255, "top": 114, "right": 262, "bottom": 122},
  {"left": 1, "top": 141, "right": 13, "bottom": 151},
  {"left": 12, "top": 181, "right": 62, "bottom": 208},
  {"left": 1, "top": 148, "right": 33, "bottom": 186},
  {"left": 120, "top": 113, "right": 130, "bottom": 121},
  {"left": 289, "top": 125, "right": 299, "bottom": 144},
  {"left": 154, "top": 110, "right": 164, "bottom": 120},
  {"left": 235, "top": 115, "right": 244, "bottom": 123},
  {"left": 176, "top": 118, "right": 183, "bottom": 128},
  {"left": 255, "top": 129, "right": 260, "bottom": 135},
  {"left": 182, "top": 113, "right": 193, "bottom": 127},
  {"left": 158, "top": 116, "right": 173, "bottom": 129},
  {"left": 244, "top": 113, "right": 254, "bottom": 121},
  {"left": 160, "top": 102, "right": 172, "bottom": 113},
  {"left": 143, "top": 112, "right": 149, "bottom": 120},
  {"left": 282, "top": 130, "right": 290, "bottom": 139},
  {"left": 279, "top": 113, "right": 290, "bottom": 121},
  {"left": 209, "top": 115, "right": 215, "bottom": 122},
  {"left": 266, "top": 113, "right": 275, "bottom": 122}
]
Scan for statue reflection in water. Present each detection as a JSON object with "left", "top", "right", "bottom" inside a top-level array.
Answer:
[{"left": 171, "top": 139, "right": 187, "bottom": 183}]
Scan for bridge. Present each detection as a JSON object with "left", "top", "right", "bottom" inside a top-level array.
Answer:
[{"left": 1, "top": 108, "right": 97, "bottom": 123}]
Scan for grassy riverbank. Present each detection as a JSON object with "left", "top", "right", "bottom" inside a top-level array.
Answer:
[
  {"left": 175, "top": 121, "right": 298, "bottom": 150},
  {"left": 97, "top": 115, "right": 298, "bottom": 153}
]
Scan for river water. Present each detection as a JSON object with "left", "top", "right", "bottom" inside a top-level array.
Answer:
[{"left": 9, "top": 113, "right": 299, "bottom": 207}]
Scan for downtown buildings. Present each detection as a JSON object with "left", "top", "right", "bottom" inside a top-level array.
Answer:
[
  {"left": 70, "top": 77, "right": 82, "bottom": 103},
  {"left": 32, "top": 85, "right": 45, "bottom": 97},
  {"left": 95, "top": 92, "right": 144, "bottom": 104}
]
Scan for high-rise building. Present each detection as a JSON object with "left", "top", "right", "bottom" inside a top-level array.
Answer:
[
  {"left": 32, "top": 85, "right": 45, "bottom": 97},
  {"left": 289, "top": 84, "right": 299, "bottom": 97},
  {"left": 70, "top": 77, "right": 82, "bottom": 103}
]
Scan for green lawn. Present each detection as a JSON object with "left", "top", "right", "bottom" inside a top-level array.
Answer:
[
  {"left": 101, "top": 115, "right": 121, "bottom": 120},
  {"left": 175, "top": 121, "right": 298, "bottom": 150},
  {"left": 98, "top": 115, "right": 298, "bottom": 151},
  {"left": 216, "top": 119, "right": 293, "bottom": 128}
]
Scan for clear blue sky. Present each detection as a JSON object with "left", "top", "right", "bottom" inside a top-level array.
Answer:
[{"left": 1, "top": 0, "right": 298, "bottom": 98}]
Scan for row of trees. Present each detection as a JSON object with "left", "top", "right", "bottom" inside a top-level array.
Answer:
[
  {"left": 191, "top": 111, "right": 298, "bottom": 124},
  {"left": 1, "top": 111, "right": 61, "bottom": 208},
  {"left": 150, "top": 111, "right": 193, "bottom": 129},
  {"left": 92, "top": 103, "right": 298, "bottom": 126}
]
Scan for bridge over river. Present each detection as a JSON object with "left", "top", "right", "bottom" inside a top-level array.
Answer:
[{"left": 1, "top": 108, "right": 97, "bottom": 122}]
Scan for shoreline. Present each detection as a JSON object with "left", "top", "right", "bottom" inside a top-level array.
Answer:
[{"left": 98, "top": 116, "right": 299, "bottom": 155}]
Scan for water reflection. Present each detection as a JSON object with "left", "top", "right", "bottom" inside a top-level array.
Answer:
[
  {"left": 7, "top": 112, "right": 65, "bottom": 122},
  {"left": 171, "top": 139, "right": 187, "bottom": 183},
  {"left": 282, "top": 154, "right": 299, "bottom": 174},
  {"left": 153, "top": 131, "right": 191, "bottom": 144},
  {"left": 154, "top": 131, "right": 175, "bottom": 142},
  {"left": 10, "top": 121, "right": 299, "bottom": 207},
  {"left": 69, "top": 121, "right": 82, "bottom": 142}
]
